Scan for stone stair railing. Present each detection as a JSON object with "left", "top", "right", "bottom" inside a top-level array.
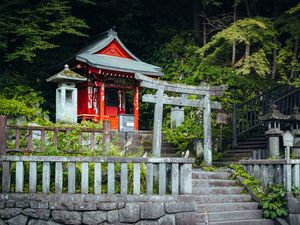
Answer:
[
  {"left": 0, "top": 155, "right": 194, "bottom": 195},
  {"left": 240, "top": 159, "right": 300, "bottom": 192}
]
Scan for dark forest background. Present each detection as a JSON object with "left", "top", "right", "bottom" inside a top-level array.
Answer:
[{"left": 0, "top": 0, "right": 299, "bottom": 132}]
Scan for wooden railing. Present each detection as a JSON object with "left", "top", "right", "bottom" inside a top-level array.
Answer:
[
  {"left": 0, "top": 156, "right": 194, "bottom": 195},
  {"left": 240, "top": 159, "right": 300, "bottom": 192},
  {"left": 5, "top": 125, "right": 106, "bottom": 153},
  {"left": 232, "top": 86, "right": 300, "bottom": 145}
]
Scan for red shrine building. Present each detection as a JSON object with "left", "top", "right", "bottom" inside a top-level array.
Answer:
[{"left": 73, "top": 29, "right": 162, "bottom": 130}]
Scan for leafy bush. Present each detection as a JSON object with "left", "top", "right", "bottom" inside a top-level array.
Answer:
[
  {"left": 0, "top": 85, "right": 47, "bottom": 120},
  {"left": 260, "top": 184, "right": 288, "bottom": 219},
  {"left": 163, "top": 116, "right": 203, "bottom": 153}
]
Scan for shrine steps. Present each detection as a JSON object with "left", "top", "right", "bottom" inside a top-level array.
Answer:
[
  {"left": 192, "top": 169, "right": 274, "bottom": 225},
  {"left": 213, "top": 134, "right": 267, "bottom": 166}
]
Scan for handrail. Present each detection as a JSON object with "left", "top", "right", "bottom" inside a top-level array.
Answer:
[{"left": 232, "top": 85, "right": 300, "bottom": 145}]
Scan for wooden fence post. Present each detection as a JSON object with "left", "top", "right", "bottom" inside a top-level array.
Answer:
[
  {"left": 0, "top": 115, "right": 7, "bottom": 155},
  {"left": 103, "top": 120, "right": 111, "bottom": 155}
]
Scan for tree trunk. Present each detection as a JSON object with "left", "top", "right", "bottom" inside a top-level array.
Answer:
[
  {"left": 244, "top": 0, "right": 251, "bottom": 17},
  {"left": 272, "top": 37, "right": 277, "bottom": 79},
  {"left": 193, "top": 0, "right": 200, "bottom": 43},
  {"left": 245, "top": 43, "right": 250, "bottom": 58},
  {"left": 203, "top": 19, "right": 207, "bottom": 46},
  {"left": 290, "top": 36, "right": 299, "bottom": 80},
  {"left": 232, "top": 5, "right": 237, "bottom": 66}
]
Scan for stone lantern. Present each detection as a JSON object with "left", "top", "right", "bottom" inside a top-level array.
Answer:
[
  {"left": 47, "top": 65, "right": 87, "bottom": 123},
  {"left": 171, "top": 106, "right": 184, "bottom": 128},
  {"left": 259, "top": 104, "right": 289, "bottom": 158},
  {"left": 288, "top": 106, "right": 300, "bottom": 157}
]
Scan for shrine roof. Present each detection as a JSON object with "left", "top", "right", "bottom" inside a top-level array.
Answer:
[
  {"left": 47, "top": 65, "right": 87, "bottom": 83},
  {"left": 76, "top": 29, "right": 163, "bottom": 76}
]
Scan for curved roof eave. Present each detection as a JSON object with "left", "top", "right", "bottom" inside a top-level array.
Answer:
[{"left": 77, "top": 56, "right": 163, "bottom": 77}]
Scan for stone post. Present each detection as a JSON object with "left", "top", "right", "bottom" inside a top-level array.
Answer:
[
  {"left": 266, "top": 130, "right": 282, "bottom": 158},
  {"left": 152, "top": 89, "right": 164, "bottom": 157},
  {"left": 203, "top": 95, "right": 212, "bottom": 166},
  {"left": 103, "top": 120, "right": 111, "bottom": 155},
  {"left": 0, "top": 115, "right": 7, "bottom": 155}
]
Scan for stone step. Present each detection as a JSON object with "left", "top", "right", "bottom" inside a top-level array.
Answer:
[
  {"left": 225, "top": 150, "right": 254, "bottom": 153},
  {"left": 213, "top": 162, "right": 236, "bottom": 166},
  {"left": 216, "top": 157, "right": 245, "bottom": 162},
  {"left": 192, "top": 179, "right": 239, "bottom": 187},
  {"left": 244, "top": 137, "right": 266, "bottom": 141},
  {"left": 192, "top": 187, "right": 244, "bottom": 195},
  {"left": 196, "top": 202, "right": 259, "bottom": 213},
  {"left": 197, "top": 210, "right": 263, "bottom": 222},
  {"left": 197, "top": 219, "right": 274, "bottom": 225},
  {"left": 223, "top": 152, "right": 252, "bottom": 157},
  {"left": 238, "top": 140, "right": 266, "bottom": 145},
  {"left": 193, "top": 194, "right": 253, "bottom": 204},
  {"left": 192, "top": 171, "right": 231, "bottom": 180},
  {"left": 233, "top": 144, "right": 266, "bottom": 149}
]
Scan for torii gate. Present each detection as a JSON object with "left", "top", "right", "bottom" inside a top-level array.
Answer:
[{"left": 135, "top": 73, "right": 227, "bottom": 166}]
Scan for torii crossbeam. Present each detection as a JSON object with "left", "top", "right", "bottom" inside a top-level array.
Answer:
[{"left": 135, "top": 73, "right": 228, "bottom": 166}]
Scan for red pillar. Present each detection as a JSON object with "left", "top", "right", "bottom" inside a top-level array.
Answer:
[
  {"left": 133, "top": 86, "right": 139, "bottom": 130},
  {"left": 99, "top": 83, "right": 105, "bottom": 121}
]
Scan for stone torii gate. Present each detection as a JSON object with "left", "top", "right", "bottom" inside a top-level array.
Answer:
[{"left": 135, "top": 73, "right": 227, "bottom": 166}]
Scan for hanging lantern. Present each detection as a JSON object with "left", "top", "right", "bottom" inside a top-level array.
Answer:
[{"left": 216, "top": 109, "right": 229, "bottom": 124}]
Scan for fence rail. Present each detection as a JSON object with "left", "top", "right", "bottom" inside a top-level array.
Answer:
[
  {"left": 240, "top": 159, "right": 300, "bottom": 192},
  {"left": 0, "top": 156, "right": 194, "bottom": 195},
  {"left": 5, "top": 125, "right": 105, "bottom": 153}
]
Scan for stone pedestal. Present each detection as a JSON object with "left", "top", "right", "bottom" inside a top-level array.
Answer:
[
  {"left": 171, "top": 106, "right": 184, "bottom": 128},
  {"left": 56, "top": 83, "right": 78, "bottom": 123},
  {"left": 266, "top": 129, "right": 283, "bottom": 158}
]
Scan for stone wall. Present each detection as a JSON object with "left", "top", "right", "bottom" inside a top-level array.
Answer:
[
  {"left": 287, "top": 194, "right": 300, "bottom": 225},
  {"left": 0, "top": 194, "right": 196, "bottom": 225}
]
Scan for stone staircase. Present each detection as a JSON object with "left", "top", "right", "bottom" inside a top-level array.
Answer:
[
  {"left": 214, "top": 134, "right": 267, "bottom": 166},
  {"left": 192, "top": 169, "right": 274, "bottom": 225}
]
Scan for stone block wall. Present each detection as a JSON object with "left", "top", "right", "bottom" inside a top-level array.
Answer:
[
  {"left": 287, "top": 194, "right": 300, "bottom": 225},
  {"left": 0, "top": 194, "right": 196, "bottom": 225}
]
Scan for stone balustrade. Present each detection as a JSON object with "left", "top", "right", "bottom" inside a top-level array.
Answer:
[
  {"left": 240, "top": 159, "right": 300, "bottom": 191},
  {"left": 1, "top": 156, "right": 194, "bottom": 195}
]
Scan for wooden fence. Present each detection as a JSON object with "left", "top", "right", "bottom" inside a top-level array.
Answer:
[
  {"left": 0, "top": 116, "right": 112, "bottom": 154},
  {"left": 240, "top": 159, "right": 300, "bottom": 192},
  {"left": 0, "top": 156, "right": 194, "bottom": 195}
]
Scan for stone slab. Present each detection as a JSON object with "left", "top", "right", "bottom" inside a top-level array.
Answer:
[
  {"left": 0, "top": 208, "right": 22, "bottom": 219},
  {"left": 175, "top": 212, "right": 196, "bottom": 225},
  {"left": 97, "top": 202, "right": 125, "bottom": 211},
  {"left": 141, "top": 202, "right": 165, "bottom": 219},
  {"left": 118, "top": 203, "right": 140, "bottom": 223},
  {"left": 22, "top": 208, "right": 50, "bottom": 220},
  {"left": 52, "top": 211, "right": 81, "bottom": 225},
  {"left": 165, "top": 202, "right": 196, "bottom": 213},
  {"left": 158, "top": 214, "right": 175, "bottom": 225},
  {"left": 82, "top": 211, "right": 107, "bottom": 224},
  {"left": 6, "top": 214, "right": 28, "bottom": 225}
]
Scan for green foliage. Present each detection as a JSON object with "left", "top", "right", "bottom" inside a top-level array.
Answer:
[
  {"left": 292, "top": 185, "right": 300, "bottom": 197},
  {"left": 201, "top": 166, "right": 217, "bottom": 172},
  {"left": 163, "top": 115, "right": 203, "bottom": 153},
  {"left": 260, "top": 184, "right": 288, "bottom": 219},
  {"left": 0, "top": 85, "right": 47, "bottom": 120},
  {"left": 229, "top": 164, "right": 288, "bottom": 219},
  {"left": 0, "top": 0, "right": 89, "bottom": 62}
]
